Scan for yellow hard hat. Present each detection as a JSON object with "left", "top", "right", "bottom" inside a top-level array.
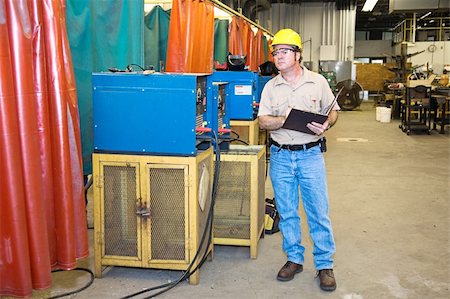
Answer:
[{"left": 271, "top": 28, "right": 302, "bottom": 50}]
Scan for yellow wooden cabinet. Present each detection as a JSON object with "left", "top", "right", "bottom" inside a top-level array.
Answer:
[
  {"left": 92, "top": 148, "right": 213, "bottom": 285},
  {"left": 230, "top": 119, "right": 260, "bottom": 145},
  {"left": 213, "top": 145, "right": 266, "bottom": 259}
]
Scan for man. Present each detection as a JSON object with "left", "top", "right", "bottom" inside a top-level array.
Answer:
[{"left": 258, "top": 28, "right": 339, "bottom": 292}]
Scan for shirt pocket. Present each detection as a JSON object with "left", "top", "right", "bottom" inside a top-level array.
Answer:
[
  {"left": 270, "top": 97, "right": 289, "bottom": 116},
  {"left": 296, "top": 94, "right": 322, "bottom": 113}
]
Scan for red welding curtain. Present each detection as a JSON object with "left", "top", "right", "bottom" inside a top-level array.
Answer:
[
  {"left": 0, "top": 0, "right": 88, "bottom": 297},
  {"left": 166, "top": 0, "right": 214, "bottom": 73}
]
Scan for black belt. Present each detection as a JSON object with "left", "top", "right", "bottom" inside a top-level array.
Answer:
[{"left": 270, "top": 139, "right": 321, "bottom": 151}]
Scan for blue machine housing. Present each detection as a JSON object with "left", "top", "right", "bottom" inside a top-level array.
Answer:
[
  {"left": 257, "top": 75, "right": 272, "bottom": 104},
  {"left": 210, "top": 71, "right": 272, "bottom": 120},
  {"left": 93, "top": 72, "right": 210, "bottom": 156},
  {"left": 204, "top": 78, "right": 230, "bottom": 149},
  {"left": 210, "top": 71, "right": 256, "bottom": 120}
]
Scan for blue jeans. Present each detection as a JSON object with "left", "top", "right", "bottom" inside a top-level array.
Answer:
[{"left": 270, "top": 144, "right": 335, "bottom": 270}]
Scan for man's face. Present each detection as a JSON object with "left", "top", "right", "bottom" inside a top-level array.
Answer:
[{"left": 272, "top": 44, "right": 299, "bottom": 72}]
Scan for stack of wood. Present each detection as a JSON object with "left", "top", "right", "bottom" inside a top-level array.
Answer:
[{"left": 355, "top": 63, "right": 397, "bottom": 93}]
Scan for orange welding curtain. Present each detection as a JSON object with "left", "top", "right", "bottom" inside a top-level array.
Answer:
[
  {"left": 228, "top": 16, "right": 244, "bottom": 56},
  {"left": 166, "top": 0, "right": 214, "bottom": 73},
  {"left": 0, "top": 0, "right": 88, "bottom": 297},
  {"left": 254, "top": 29, "right": 265, "bottom": 69},
  {"left": 228, "top": 17, "right": 262, "bottom": 71}
]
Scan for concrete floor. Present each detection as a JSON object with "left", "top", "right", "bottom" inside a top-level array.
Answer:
[{"left": 30, "top": 101, "right": 449, "bottom": 299}]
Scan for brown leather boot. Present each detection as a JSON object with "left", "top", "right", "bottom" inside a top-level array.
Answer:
[
  {"left": 277, "top": 261, "right": 303, "bottom": 281},
  {"left": 317, "top": 269, "right": 337, "bottom": 291}
]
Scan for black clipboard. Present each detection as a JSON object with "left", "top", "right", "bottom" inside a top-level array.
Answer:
[{"left": 282, "top": 88, "right": 343, "bottom": 135}]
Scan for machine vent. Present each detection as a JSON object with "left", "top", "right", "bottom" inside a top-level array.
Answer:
[
  {"left": 214, "top": 160, "right": 251, "bottom": 239},
  {"left": 103, "top": 165, "right": 138, "bottom": 257},
  {"left": 149, "top": 167, "right": 186, "bottom": 261}
]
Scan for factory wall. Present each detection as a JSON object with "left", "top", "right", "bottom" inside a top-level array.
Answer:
[{"left": 257, "top": 2, "right": 356, "bottom": 72}]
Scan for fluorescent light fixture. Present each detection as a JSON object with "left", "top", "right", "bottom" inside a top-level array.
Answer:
[
  {"left": 214, "top": 6, "right": 232, "bottom": 20},
  {"left": 362, "top": 0, "right": 379, "bottom": 12},
  {"left": 418, "top": 11, "right": 432, "bottom": 20}
]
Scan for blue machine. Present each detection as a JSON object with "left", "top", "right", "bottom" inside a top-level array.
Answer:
[
  {"left": 209, "top": 71, "right": 257, "bottom": 120},
  {"left": 92, "top": 72, "right": 211, "bottom": 156},
  {"left": 256, "top": 75, "right": 272, "bottom": 104},
  {"left": 209, "top": 71, "right": 271, "bottom": 120}
]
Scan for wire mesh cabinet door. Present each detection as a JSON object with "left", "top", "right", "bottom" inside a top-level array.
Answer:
[
  {"left": 93, "top": 154, "right": 144, "bottom": 278},
  {"left": 144, "top": 149, "right": 213, "bottom": 285},
  {"left": 146, "top": 163, "right": 189, "bottom": 265}
]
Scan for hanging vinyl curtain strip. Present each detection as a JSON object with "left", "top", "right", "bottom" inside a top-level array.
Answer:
[
  {"left": 0, "top": 2, "right": 35, "bottom": 297},
  {"left": 213, "top": 19, "right": 229, "bottom": 65},
  {"left": 4, "top": 0, "right": 52, "bottom": 291},
  {"left": 166, "top": 0, "right": 214, "bottom": 73},
  {"left": 166, "top": 0, "right": 187, "bottom": 72},
  {"left": 192, "top": 0, "right": 214, "bottom": 73},
  {"left": 254, "top": 29, "right": 265, "bottom": 67},
  {"left": 65, "top": 0, "right": 93, "bottom": 176},
  {"left": 0, "top": 0, "right": 88, "bottom": 297},
  {"left": 228, "top": 16, "right": 243, "bottom": 56},
  {"left": 42, "top": 0, "right": 88, "bottom": 266},
  {"left": 29, "top": 0, "right": 57, "bottom": 268},
  {"left": 144, "top": 5, "right": 170, "bottom": 72}
]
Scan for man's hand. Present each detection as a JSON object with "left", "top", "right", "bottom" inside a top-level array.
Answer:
[
  {"left": 306, "top": 120, "right": 329, "bottom": 135},
  {"left": 258, "top": 107, "right": 292, "bottom": 131}
]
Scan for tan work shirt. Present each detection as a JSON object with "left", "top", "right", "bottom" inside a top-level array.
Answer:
[{"left": 258, "top": 66, "right": 339, "bottom": 145}]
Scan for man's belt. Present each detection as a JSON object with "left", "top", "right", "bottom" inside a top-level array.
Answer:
[{"left": 270, "top": 139, "right": 321, "bottom": 151}]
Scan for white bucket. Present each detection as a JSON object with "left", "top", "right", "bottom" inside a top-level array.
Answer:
[
  {"left": 376, "top": 106, "right": 382, "bottom": 121},
  {"left": 379, "top": 107, "right": 392, "bottom": 123}
]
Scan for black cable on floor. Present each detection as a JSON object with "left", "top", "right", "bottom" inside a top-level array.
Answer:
[
  {"left": 46, "top": 268, "right": 95, "bottom": 299},
  {"left": 228, "top": 138, "right": 249, "bottom": 145}
]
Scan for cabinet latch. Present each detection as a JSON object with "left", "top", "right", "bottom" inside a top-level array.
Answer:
[{"left": 136, "top": 198, "right": 151, "bottom": 220}]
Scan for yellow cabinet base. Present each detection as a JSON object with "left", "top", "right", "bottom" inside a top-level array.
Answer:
[
  {"left": 213, "top": 145, "right": 266, "bottom": 259},
  {"left": 93, "top": 148, "right": 214, "bottom": 285},
  {"left": 230, "top": 119, "right": 260, "bottom": 145}
]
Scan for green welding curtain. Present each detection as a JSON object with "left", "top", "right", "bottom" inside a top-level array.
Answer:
[
  {"left": 214, "top": 19, "right": 229, "bottom": 65},
  {"left": 66, "top": 0, "right": 144, "bottom": 175},
  {"left": 144, "top": 5, "right": 170, "bottom": 72},
  {"left": 262, "top": 34, "right": 269, "bottom": 62}
]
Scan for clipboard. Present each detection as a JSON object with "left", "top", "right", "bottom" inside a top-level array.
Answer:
[{"left": 282, "top": 88, "right": 343, "bottom": 135}]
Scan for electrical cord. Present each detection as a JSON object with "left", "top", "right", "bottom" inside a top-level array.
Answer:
[
  {"left": 231, "top": 130, "right": 240, "bottom": 139},
  {"left": 228, "top": 138, "right": 249, "bottom": 145},
  {"left": 120, "top": 132, "right": 221, "bottom": 299},
  {"left": 126, "top": 64, "right": 146, "bottom": 72},
  {"left": 46, "top": 268, "right": 95, "bottom": 299},
  {"left": 108, "top": 64, "right": 153, "bottom": 73}
]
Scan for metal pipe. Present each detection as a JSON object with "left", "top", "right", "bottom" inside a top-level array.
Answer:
[
  {"left": 302, "top": 38, "right": 312, "bottom": 64},
  {"left": 322, "top": 3, "right": 326, "bottom": 44},
  {"left": 210, "top": 0, "right": 273, "bottom": 36}
]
